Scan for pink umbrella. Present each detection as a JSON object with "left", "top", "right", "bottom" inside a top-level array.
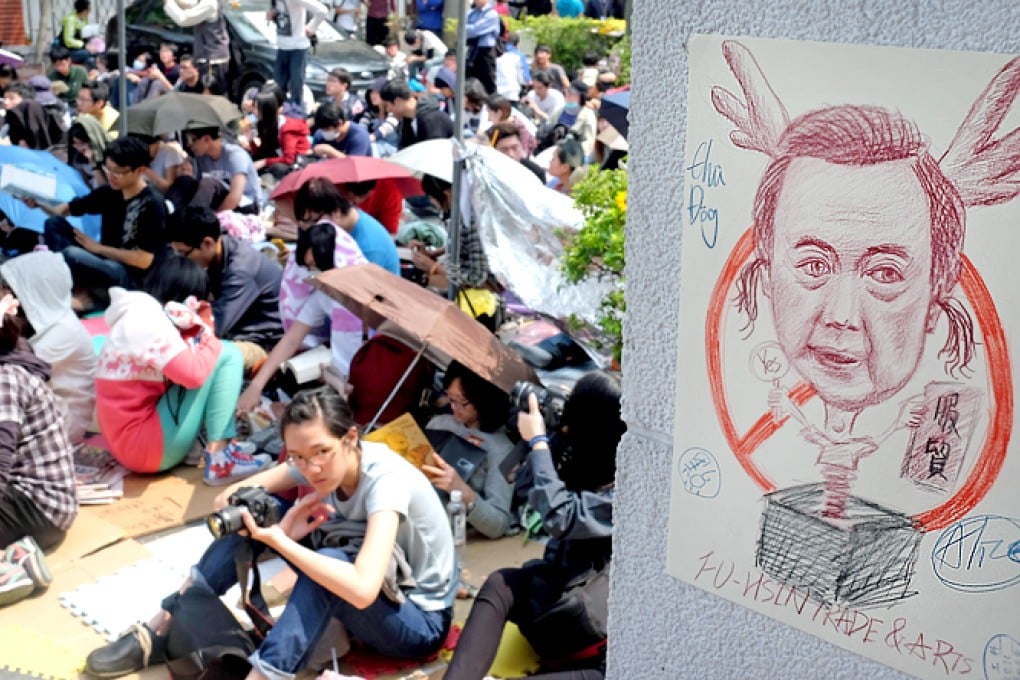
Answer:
[{"left": 270, "top": 156, "right": 423, "bottom": 200}]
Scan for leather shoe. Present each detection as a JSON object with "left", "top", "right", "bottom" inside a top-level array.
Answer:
[{"left": 85, "top": 623, "right": 167, "bottom": 678}]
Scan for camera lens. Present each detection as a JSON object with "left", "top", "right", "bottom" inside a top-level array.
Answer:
[{"left": 206, "top": 505, "right": 244, "bottom": 539}]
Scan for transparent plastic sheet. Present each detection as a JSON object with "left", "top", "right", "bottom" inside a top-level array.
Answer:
[{"left": 453, "top": 142, "right": 613, "bottom": 327}]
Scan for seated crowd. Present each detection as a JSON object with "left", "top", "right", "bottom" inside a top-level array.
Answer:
[{"left": 0, "top": 7, "right": 628, "bottom": 678}]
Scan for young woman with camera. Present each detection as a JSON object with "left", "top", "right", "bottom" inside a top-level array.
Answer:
[
  {"left": 444, "top": 370, "right": 624, "bottom": 679},
  {"left": 85, "top": 387, "right": 457, "bottom": 679}
]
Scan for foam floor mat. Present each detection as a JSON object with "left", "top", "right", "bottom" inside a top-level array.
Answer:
[
  {"left": 58, "top": 557, "right": 191, "bottom": 641},
  {"left": 0, "top": 624, "right": 83, "bottom": 679}
]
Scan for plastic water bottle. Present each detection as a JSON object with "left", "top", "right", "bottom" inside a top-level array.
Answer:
[{"left": 447, "top": 490, "right": 467, "bottom": 567}]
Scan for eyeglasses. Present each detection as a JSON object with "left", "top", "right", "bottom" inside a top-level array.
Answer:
[
  {"left": 285, "top": 446, "right": 339, "bottom": 469},
  {"left": 446, "top": 391, "right": 472, "bottom": 410},
  {"left": 104, "top": 164, "right": 134, "bottom": 177}
]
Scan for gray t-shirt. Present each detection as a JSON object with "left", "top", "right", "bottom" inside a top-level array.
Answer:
[
  {"left": 194, "top": 10, "right": 230, "bottom": 62},
  {"left": 290, "top": 441, "right": 458, "bottom": 611},
  {"left": 195, "top": 142, "right": 264, "bottom": 209}
]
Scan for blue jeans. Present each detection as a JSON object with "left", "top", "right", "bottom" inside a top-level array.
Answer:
[
  {"left": 188, "top": 531, "right": 452, "bottom": 680},
  {"left": 44, "top": 216, "right": 133, "bottom": 290},
  {"left": 274, "top": 49, "right": 308, "bottom": 107}
]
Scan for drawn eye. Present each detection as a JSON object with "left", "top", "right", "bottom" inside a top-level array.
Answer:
[
  {"left": 797, "top": 259, "right": 830, "bottom": 278},
  {"left": 867, "top": 265, "right": 904, "bottom": 284}
]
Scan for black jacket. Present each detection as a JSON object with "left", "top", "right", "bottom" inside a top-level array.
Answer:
[{"left": 398, "top": 94, "right": 454, "bottom": 149}]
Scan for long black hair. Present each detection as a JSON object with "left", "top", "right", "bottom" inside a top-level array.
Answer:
[
  {"left": 296, "top": 221, "right": 337, "bottom": 272},
  {"left": 555, "top": 371, "right": 624, "bottom": 492},
  {"left": 254, "top": 92, "right": 280, "bottom": 161}
]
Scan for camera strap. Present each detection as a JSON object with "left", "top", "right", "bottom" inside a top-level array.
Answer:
[{"left": 234, "top": 538, "right": 275, "bottom": 642}]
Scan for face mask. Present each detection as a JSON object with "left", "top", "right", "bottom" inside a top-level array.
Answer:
[
  {"left": 320, "top": 130, "right": 339, "bottom": 141},
  {"left": 132, "top": 59, "right": 146, "bottom": 71},
  {"left": 564, "top": 101, "right": 580, "bottom": 113}
]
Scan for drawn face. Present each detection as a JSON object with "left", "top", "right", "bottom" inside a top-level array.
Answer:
[{"left": 766, "top": 157, "right": 935, "bottom": 413}]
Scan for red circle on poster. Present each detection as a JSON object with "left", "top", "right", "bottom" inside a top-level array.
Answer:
[{"left": 705, "top": 228, "right": 1012, "bottom": 532}]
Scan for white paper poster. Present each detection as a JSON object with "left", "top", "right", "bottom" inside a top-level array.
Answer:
[{"left": 667, "top": 35, "right": 1020, "bottom": 679}]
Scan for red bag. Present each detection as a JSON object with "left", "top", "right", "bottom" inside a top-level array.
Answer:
[{"left": 348, "top": 334, "right": 433, "bottom": 428}]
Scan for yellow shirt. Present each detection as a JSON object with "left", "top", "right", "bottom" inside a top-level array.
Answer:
[{"left": 84, "top": 106, "right": 120, "bottom": 139}]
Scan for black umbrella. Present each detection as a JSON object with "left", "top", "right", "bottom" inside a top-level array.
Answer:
[{"left": 599, "top": 89, "right": 630, "bottom": 139}]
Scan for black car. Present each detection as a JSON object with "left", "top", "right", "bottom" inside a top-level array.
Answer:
[{"left": 107, "top": 0, "right": 390, "bottom": 102}]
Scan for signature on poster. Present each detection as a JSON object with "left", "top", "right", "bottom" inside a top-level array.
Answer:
[
  {"left": 931, "top": 515, "right": 1020, "bottom": 592},
  {"left": 686, "top": 139, "right": 726, "bottom": 248},
  {"left": 705, "top": 39, "right": 1020, "bottom": 608}
]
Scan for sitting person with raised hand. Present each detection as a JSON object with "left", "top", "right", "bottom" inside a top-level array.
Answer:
[
  {"left": 422, "top": 361, "right": 514, "bottom": 539},
  {"left": 95, "top": 256, "right": 270, "bottom": 482},
  {"left": 236, "top": 218, "right": 365, "bottom": 413},
  {"left": 166, "top": 206, "right": 283, "bottom": 375},
  {"left": 0, "top": 293, "right": 77, "bottom": 608},
  {"left": 85, "top": 386, "right": 457, "bottom": 678},
  {"left": 444, "top": 371, "right": 623, "bottom": 679},
  {"left": 0, "top": 252, "right": 96, "bottom": 444}
]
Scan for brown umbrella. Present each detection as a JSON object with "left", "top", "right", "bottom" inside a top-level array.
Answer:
[{"left": 312, "top": 263, "right": 537, "bottom": 393}]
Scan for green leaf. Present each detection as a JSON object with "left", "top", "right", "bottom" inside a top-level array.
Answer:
[{"left": 559, "top": 165, "right": 627, "bottom": 363}]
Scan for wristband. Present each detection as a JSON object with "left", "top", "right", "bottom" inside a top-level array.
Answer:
[{"left": 528, "top": 435, "right": 550, "bottom": 449}]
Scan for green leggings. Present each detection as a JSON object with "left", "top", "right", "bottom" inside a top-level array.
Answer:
[{"left": 156, "top": 341, "right": 243, "bottom": 471}]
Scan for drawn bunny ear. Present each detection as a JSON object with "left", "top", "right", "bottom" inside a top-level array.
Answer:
[
  {"left": 940, "top": 56, "right": 1020, "bottom": 207},
  {"left": 710, "top": 40, "right": 790, "bottom": 157}
]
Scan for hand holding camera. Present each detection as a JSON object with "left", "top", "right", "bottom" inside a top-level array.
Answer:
[
  {"left": 207, "top": 486, "right": 281, "bottom": 538},
  {"left": 516, "top": 392, "right": 546, "bottom": 443},
  {"left": 207, "top": 487, "right": 335, "bottom": 549},
  {"left": 510, "top": 381, "right": 568, "bottom": 436}
]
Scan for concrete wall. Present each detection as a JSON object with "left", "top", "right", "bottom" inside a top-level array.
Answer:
[{"left": 611, "top": 2, "right": 1020, "bottom": 678}]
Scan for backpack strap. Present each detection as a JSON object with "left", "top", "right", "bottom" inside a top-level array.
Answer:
[{"left": 234, "top": 537, "right": 275, "bottom": 642}]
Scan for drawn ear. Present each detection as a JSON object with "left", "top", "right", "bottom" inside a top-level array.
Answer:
[
  {"left": 940, "top": 56, "right": 1020, "bottom": 207},
  {"left": 711, "top": 40, "right": 790, "bottom": 157}
]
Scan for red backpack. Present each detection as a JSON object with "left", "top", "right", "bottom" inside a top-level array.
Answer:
[{"left": 348, "top": 334, "right": 434, "bottom": 429}]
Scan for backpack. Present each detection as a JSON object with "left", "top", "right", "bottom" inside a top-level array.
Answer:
[
  {"left": 163, "top": 587, "right": 257, "bottom": 680},
  {"left": 348, "top": 334, "right": 434, "bottom": 429}
]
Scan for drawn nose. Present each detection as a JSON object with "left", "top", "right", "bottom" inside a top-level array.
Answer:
[{"left": 822, "top": 274, "right": 861, "bottom": 330}]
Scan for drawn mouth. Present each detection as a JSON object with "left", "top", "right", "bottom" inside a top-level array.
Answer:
[{"left": 809, "top": 346, "right": 863, "bottom": 369}]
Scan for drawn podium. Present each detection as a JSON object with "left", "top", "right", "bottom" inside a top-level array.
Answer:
[{"left": 756, "top": 484, "right": 922, "bottom": 608}]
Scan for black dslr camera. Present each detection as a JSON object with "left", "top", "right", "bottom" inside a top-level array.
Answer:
[
  {"left": 206, "top": 486, "right": 281, "bottom": 539},
  {"left": 510, "top": 381, "right": 569, "bottom": 431}
]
